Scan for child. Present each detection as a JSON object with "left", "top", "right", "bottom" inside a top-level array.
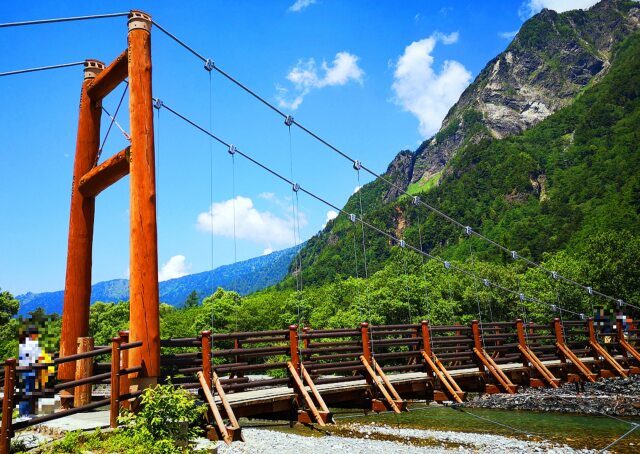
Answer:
[{"left": 18, "top": 326, "right": 42, "bottom": 417}]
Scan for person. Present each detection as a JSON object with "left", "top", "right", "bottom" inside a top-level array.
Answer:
[{"left": 18, "top": 326, "right": 42, "bottom": 417}]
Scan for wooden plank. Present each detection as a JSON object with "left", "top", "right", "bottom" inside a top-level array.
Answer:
[{"left": 78, "top": 148, "right": 130, "bottom": 197}]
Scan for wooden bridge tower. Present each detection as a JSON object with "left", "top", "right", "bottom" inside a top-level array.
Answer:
[{"left": 59, "top": 10, "right": 160, "bottom": 392}]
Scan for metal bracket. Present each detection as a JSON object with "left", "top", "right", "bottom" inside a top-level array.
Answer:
[
  {"left": 443, "top": 261, "right": 451, "bottom": 270},
  {"left": 204, "top": 58, "right": 215, "bottom": 71},
  {"left": 284, "top": 115, "right": 294, "bottom": 127},
  {"left": 412, "top": 196, "right": 420, "bottom": 206},
  {"left": 153, "top": 98, "right": 163, "bottom": 110},
  {"left": 353, "top": 160, "right": 362, "bottom": 171},
  {"left": 128, "top": 10, "right": 152, "bottom": 32},
  {"left": 519, "top": 293, "right": 526, "bottom": 302},
  {"left": 465, "top": 226, "right": 473, "bottom": 235},
  {"left": 617, "top": 299, "right": 624, "bottom": 309},
  {"left": 398, "top": 239, "right": 406, "bottom": 248},
  {"left": 511, "top": 251, "right": 519, "bottom": 260},
  {"left": 587, "top": 287, "right": 593, "bottom": 296},
  {"left": 551, "top": 271, "right": 559, "bottom": 280},
  {"left": 550, "top": 304, "right": 557, "bottom": 312},
  {"left": 292, "top": 183, "right": 300, "bottom": 192},
  {"left": 349, "top": 213, "right": 357, "bottom": 223},
  {"left": 228, "top": 144, "right": 237, "bottom": 155},
  {"left": 483, "top": 279, "right": 490, "bottom": 287}
]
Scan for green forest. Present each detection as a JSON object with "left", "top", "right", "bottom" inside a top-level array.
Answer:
[{"left": 2, "top": 26, "right": 640, "bottom": 362}]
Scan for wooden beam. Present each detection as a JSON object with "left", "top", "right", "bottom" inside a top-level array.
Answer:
[
  {"left": 128, "top": 10, "right": 161, "bottom": 380},
  {"left": 59, "top": 60, "right": 104, "bottom": 382},
  {"left": 87, "top": 49, "right": 128, "bottom": 100},
  {"left": 198, "top": 371, "right": 232, "bottom": 445},
  {"left": 78, "top": 147, "right": 130, "bottom": 197}
]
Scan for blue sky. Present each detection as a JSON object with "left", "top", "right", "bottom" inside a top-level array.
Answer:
[{"left": 0, "top": 0, "right": 601, "bottom": 295}]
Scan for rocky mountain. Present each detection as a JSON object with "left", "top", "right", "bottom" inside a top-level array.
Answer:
[
  {"left": 384, "top": 0, "right": 640, "bottom": 200},
  {"left": 293, "top": 0, "right": 640, "bottom": 287},
  {"left": 16, "top": 246, "right": 298, "bottom": 315}
]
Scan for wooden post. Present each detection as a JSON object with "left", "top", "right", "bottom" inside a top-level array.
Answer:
[
  {"left": 110, "top": 336, "right": 121, "bottom": 429},
  {"left": 201, "top": 330, "right": 212, "bottom": 389},
  {"left": 289, "top": 325, "right": 300, "bottom": 371},
  {"left": 74, "top": 337, "right": 94, "bottom": 407},
  {"left": 471, "top": 320, "right": 485, "bottom": 373},
  {"left": 1, "top": 359, "right": 16, "bottom": 454},
  {"left": 118, "top": 331, "right": 131, "bottom": 410},
  {"left": 127, "top": 10, "right": 160, "bottom": 382},
  {"left": 59, "top": 60, "right": 104, "bottom": 383},
  {"left": 360, "top": 322, "right": 372, "bottom": 364},
  {"left": 553, "top": 318, "right": 564, "bottom": 344},
  {"left": 515, "top": 319, "right": 528, "bottom": 368},
  {"left": 421, "top": 320, "right": 432, "bottom": 357}
]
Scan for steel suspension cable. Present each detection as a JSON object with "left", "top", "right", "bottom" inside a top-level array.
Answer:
[
  {"left": 154, "top": 98, "right": 585, "bottom": 319},
  {"left": 0, "top": 61, "right": 85, "bottom": 77},
  {"left": 0, "top": 12, "right": 129, "bottom": 28},
  {"left": 150, "top": 21, "right": 633, "bottom": 311},
  {"left": 97, "top": 83, "right": 129, "bottom": 164}
]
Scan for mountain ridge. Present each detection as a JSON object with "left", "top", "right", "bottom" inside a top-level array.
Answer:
[{"left": 16, "top": 246, "right": 298, "bottom": 315}]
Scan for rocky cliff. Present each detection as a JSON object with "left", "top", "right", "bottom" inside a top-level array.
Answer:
[{"left": 385, "top": 0, "right": 640, "bottom": 200}]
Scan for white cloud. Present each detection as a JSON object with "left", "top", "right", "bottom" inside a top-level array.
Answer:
[
  {"left": 159, "top": 255, "right": 190, "bottom": 281},
  {"left": 499, "top": 30, "right": 519, "bottom": 40},
  {"left": 288, "top": 0, "right": 316, "bottom": 12},
  {"left": 323, "top": 210, "right": 338, "bottom": 228},
  {"left": 277, "top": 52, "right": 364, "bottom": 110},
  {"left": 259, "top": 192, "right": 275, "bottom": 200},
  {"left": 518, "top": 0, "right": 599, "bottom": 19},
  {"left": 392, "top": 32, "right": 472, "bottom": 138},
  {"left": 197, "top": 196, "right": 306, "bottom": 246}
]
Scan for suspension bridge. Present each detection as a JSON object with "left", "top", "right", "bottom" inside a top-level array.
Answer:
[{"left": 1, "top": 9, "right": 639, "bottom": 452}]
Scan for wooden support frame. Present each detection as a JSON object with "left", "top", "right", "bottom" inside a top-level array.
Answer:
[
  {"left": 421, "top": 351, "right": 464, "bottom": 403},
  {"left": 197, "top": 371, "right": 242, "bottom": 445},
  {"left": 472, "top": 320, "right": 517, "bottom": 394},
  {"left": 287, "top": 362, "right": 330, "bottom": 426},
  {"left": 587, "top": 319, "right": 627, "bottom": 378},
  {"left": 617, "top": 320, "right": 640, "bottom": 364},
  {"left": 87, "top": 49, "right": 128, "bottom": 100},
  {"left": 516, "top": 319, "right": 560, "bottom": 388},
  {"left": 359, "top": 355, "right": 403, "bottom": 413},
  {"left": 78, "top": 147, "right": 130, "bottom": 197},
  {"left": 289, "top": 325, "right": 300, "bottom": 371},
  {"left": 553, "top": 318, "right": 597, "bottom": 383}
]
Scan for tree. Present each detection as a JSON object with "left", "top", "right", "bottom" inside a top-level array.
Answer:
[
  {"left": 183, "top": 290, "right": 200, "bottom": 309},
  {"left": 0, "top": 288, "right": 19, "bottom": 325}
]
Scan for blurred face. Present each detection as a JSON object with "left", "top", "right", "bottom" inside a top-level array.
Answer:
[{"left": 30, "top": 333, "right": 38, "bottom": 341}]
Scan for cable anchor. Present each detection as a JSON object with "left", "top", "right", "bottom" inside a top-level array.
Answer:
[
  {"left": 353, "top": 160, "right": 362, "bottom": 171},
  {"left": 153, "top": 98, "right": 163, "bottom": 110},
  {"left": 349, "top": 213, "right": 357, "bottom": 223},
  {"left": 586, "top": 286, "right": 593, "bottom": 296},
  {"left": 228, "top": 144, "right": 237, "bottom": 155},
  {"left": 483, "top": 279, "right": 490, "bottom": 287},
  {"left": 204, "top": 58, "right": 215, "bottom": 71},
  {"left": 465, "top": 226, "right": 473, "bottom": 235},
  {"left": 412, "top": 196, "right": 420, "bottom": 206},
  {"left": 550, "top": 304, "right": 557, "bottom": 312},
  {"left": 551, "top": 271, "right": 559, "bottom": 280},
  {"left": 511, "top": 251, "right": 519, "bottom": 260},
  {"left": 284, "top": 115, "right": 294, "bottom": 127},
  {"left": 292, "top": 183, "right": 300, "bottom": 192},
  {"left": 398, "top": 239, "right": 406, "bottom": 248},
  {"left": 443, "top": 261, "right": 451, "bottom": 270}
]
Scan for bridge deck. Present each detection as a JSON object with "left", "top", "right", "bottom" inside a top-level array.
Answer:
[{"left": 213, "top": 357, "right": 596, "bottom": 415}]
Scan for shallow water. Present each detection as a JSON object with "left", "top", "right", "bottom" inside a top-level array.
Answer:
[{"left": 254, "top": 403, "right": 640, "bottom": 453}]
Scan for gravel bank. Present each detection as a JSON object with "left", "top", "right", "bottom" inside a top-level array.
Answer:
[
  {"left": 463, "top": 375, "right": 640, "bottom": 416},
  {"left": 214, "top": 424, "right": 593, "bottom": 453}
]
